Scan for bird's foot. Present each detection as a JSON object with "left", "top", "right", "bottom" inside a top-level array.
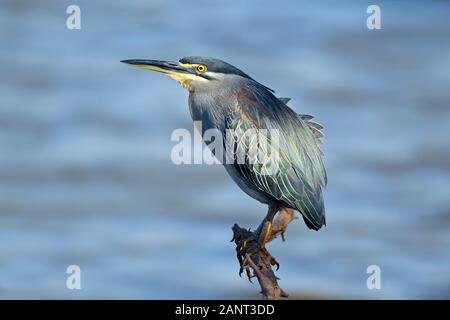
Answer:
[{"left": 231, "top": 223, "right": 280, "bottom": 282}]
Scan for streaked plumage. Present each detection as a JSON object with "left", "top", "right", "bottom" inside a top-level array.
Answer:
[{"left": 122, "top": 56, "right": 327, "bottom": 231}]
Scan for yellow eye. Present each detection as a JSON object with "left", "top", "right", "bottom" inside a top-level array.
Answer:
[{"left": 196, "top": 65, "right": 207, "bottom": 73}]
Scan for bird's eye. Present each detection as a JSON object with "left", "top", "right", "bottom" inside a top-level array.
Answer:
[{"left": 196, "top": 65, "right": 207, "bottom": 73}]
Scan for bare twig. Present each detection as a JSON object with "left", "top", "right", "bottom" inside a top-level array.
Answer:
[{"left": 231, "top": 208, "right": 297, "bottom": 300}]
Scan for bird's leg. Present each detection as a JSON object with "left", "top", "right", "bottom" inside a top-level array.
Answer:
[
  {"left": 231, "top": 208, "right": 296, "bottom": 297},
  {"left": 235, "top": 203, "right": 280, "bottom": 274},
  {"left": 254, "top": 203, "right": 280, "bottom": 249}
]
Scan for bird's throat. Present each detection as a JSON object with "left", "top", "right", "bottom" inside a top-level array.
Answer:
[{"left": 166, "top": 73, "right": 207, "bottom": 91}]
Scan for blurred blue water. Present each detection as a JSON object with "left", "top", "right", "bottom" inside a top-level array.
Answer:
[{"left": 0, "top": 0, "right": 449, "bottom": 299}]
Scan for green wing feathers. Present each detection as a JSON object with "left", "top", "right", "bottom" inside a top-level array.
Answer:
[{"left": 226, "top": 87, "right": 327, "bottom": 230}]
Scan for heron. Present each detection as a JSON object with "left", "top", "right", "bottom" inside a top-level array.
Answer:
[{"left": 121, "top": 56, "right": 327, "bottom": 259}]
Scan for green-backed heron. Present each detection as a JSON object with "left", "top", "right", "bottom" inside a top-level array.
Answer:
[{"left": 121, "top": 56, "right": 327, "bottom": 255}]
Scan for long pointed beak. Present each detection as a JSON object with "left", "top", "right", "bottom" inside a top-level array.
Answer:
[{"left": 120, "top": 59, "right": 194, "bottom": 75}]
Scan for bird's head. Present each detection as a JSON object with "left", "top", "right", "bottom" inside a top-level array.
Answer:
[{"left": 121, "top": 56, "right": 260, "bottom": 92}]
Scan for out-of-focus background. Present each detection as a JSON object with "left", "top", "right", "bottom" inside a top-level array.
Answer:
[{"left": 0, "top": 0, "right": 449, "bottom": 299}]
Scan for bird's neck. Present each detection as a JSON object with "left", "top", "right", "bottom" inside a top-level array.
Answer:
[{"left": 188, "top": 90, "right": 230, "bottom": 133}]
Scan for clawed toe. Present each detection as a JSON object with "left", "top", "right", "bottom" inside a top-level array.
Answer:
[{"left": 231, "top": 221, "right": 282, "bottom": 282}]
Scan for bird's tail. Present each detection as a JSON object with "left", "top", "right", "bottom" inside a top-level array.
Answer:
[{"left": 297, "top": 190, "right": 326, "bottom": 231}]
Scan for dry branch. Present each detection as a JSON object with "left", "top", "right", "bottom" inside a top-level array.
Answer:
[{"left": 231, "top": 208, "right": 297, "bottom": 300}]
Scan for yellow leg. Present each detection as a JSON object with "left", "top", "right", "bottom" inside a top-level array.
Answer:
[{"left": 262, "top": 221, "right": 272, "bottom": 245}]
